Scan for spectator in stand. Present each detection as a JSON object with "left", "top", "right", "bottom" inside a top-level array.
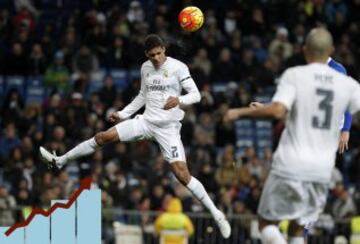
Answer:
[
  {"left": 106, "top": 36, "right": 128, "bottom": 69},
  {"left": 72, "top": 45, "right": 100, "bottom": 87},
  {"left": 13, "top": 6, "right": 36, "bottom": 32},
  {"left": 44, "top": 51, "right": 71, "bottom": 92},
  {"left": 4, "top": 42, "right": 28, "bottom": 75},
  {"left": 215, "top": 144, "right": 238, "bottom": 188},
  {"left": 28, "top": 43, "right": 48, "bottom": 75},
  {"left": 155, "top": 197, "right": 194, "bottom": 244},
  {"left": 0, "top": 123, "right": 22, "bottom": 160},
  {"left": 268, "top": 27, "right": 294, "bottom": 61},
  {"left": 1, "top": 88, "right": 24, "bottom": 126},
  {"left": 211, "top": 48, "right": 235, "bottom": 82},
  {"left": 0, "top": 183, "right": 17, "bottom": 226},
  {"left": 14, "top": 0, "right": 38, "bottom": 17},
  {"left": 99, "top": 76, "right": 117, "bottom": 109}
]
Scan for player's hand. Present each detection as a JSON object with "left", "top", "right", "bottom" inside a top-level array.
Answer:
[
  {"left": 339, "top": 131, "right": 350, "bottom": 154},
  {"left": 164, "top": 96, "right": 179, "bottom": 110},
  {"left": 224, "top": 109, "right": 241, "bottom": 122},
  {"left": 249, "top": 102, "right": 265, "bottom": 108},
  {"left": 108, "top": 112, "right": 122, "bottom": 124}
]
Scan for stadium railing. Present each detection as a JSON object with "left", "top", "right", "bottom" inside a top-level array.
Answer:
[{"left": 1, "top": 207, "right": 353, "bottom": 243}]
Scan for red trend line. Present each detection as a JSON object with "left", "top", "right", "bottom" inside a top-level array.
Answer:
[{"left": 5, "top": 177, "right": 92, "bottom": 236}]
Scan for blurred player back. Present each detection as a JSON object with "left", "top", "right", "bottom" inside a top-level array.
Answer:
[{"left": 271, "top": 63, "right": 360, "bottom": 183}]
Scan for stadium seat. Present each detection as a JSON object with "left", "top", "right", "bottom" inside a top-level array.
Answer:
[
  {"left": 253, "top": 94, "right": 272, "bottom": 103},
  {"left": 113, "top": 221, "right": 143, "bottom": 244},
  {"left": 235, "top": 119, "right": 253, "bottom": 128},
  {"left": 255, "top": 120, "right": 272, "bottom": 129},
  {"left": 5, "top": 75, "right": 26, "bottom": 97},
  {"left": 236, "top": 137, "right": 254, "bottom": 148},
  {"left": 236, "top": 128, "right": 254, "bottom": 137},
  {"left": 110, "top": 69, "right": 129, "bottom": 92},
  {"left": 128, "top": 69, "right": 141, "bottom": 80},
  {"left": 211, "top": 83, "right": 227, "bottom": 93},
  {"left": 335, "top": 235, "right": 349, "bottom": 244},
  {"left": 26, "top": 76, "right": 45, "bottom": 105}
]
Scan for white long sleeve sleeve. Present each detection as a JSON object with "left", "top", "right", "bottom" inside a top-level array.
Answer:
[
  {"left": 118, "top": 86, "right": 145, "bottom": 119},
  {"left": 178, "top": 77, "right": 201, "bottom": 105}
]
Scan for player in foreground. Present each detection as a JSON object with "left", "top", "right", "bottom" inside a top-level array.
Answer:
[
  {"left": 250, "top": 57, "right": 352, "bottom": 154},
  {"left": 40, "top": 34, "right": 231, "bottom": 238},
  {"left": 225, "top": 28, "right": 360, "bottom": 244}
]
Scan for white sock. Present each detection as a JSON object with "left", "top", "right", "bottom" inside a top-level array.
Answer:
[
  {"left": 289, "top": 237, "right": 305, "bottom": 244},
  {"left": 186, "top": 176, "right": 221, "bottom": 219},
  {"left": 60, "top": 137, "right": 99, "bottom": 164},
  {"left": 261, "top": 225, "right": 287, "bottom": 244}
]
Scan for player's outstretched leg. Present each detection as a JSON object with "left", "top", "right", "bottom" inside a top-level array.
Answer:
[
  {"left": 170, "top": 161, "right": 231, "bottom": 239},
  {"left": 40, "top": 127, "right": 119, "bottom": 169}
]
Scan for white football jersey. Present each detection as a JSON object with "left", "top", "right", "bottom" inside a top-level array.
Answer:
[
  {"left": 118, "top": 57, "right": 200, "bottom": 125},
  {"left": 272, "top": 63, "right": 360, "bottom": 183}
]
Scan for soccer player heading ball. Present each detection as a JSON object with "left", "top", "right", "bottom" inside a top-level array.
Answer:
[
  {"left": 225, "top": 28, "right": 360, "bottom": 244},
  {"left": 40, "top": 34, "right": 231, "bottom": 239}
]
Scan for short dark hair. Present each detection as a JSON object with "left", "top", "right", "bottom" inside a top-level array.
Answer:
[{"left": 144, "top": 34, "right": 165, "bottom": 52}]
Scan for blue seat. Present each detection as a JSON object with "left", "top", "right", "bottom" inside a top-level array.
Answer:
[
  {"left": 235, "top": 119, "right": 253, "bottom": 128},
  {"left": 211, "top": 83, "right": 228, "bottom": 93},
  {"left": 88, "top": 68, "right": 108, "bottom": 94},
  {"left": 236, "top": 137, "right": 254, "bottom": 148},
  {"left": 111, "top": 69, "right": 128, "bottom": 91},
  {"left": 255, "top": 120, "right": 272, "bottom": 129},
  {"left": 236, "top": 128, "right": 254, "bottom": 137},
  {"left": 256, "top": 139, "right": 272, "bottom": 148},
  {"left": 254, "top": 94, "right": 272, "bottom": 103},
  {"left": 5, "top": 75, "right": 26, "bottom": 97},
  {"left": 128, "top": 69, "right": 140, "bottom": 80},
  {"left": 26, "top": 76, "right": 45, "bottom": 104},
  {"left": 236, "top": 147, "right": 247, "bottom": 158}
]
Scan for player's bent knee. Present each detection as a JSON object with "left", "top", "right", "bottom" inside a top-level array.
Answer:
[
  {"left": 94, "top": 132, "right": 106, "bottom": 145},
  {"left": 288, "top": 221, "right": 304, "bottom": 236},
  {"left": 259, "top": 218, "right": 278, "bottom": 231},
  {"left": 95, "top": 129, "right": 119, "bottom": 146}
]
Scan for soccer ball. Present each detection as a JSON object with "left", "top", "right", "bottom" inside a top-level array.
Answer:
[{"left": 178, "top": 6, "right": 204, "bottom": 32}]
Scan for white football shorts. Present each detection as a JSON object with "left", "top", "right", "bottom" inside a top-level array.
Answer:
[
  {"left": 115, "top": 115, "right": 186, "bottom": 163},
  {"left": 257, "top": 172, "right": 329, "bottom": 226}
]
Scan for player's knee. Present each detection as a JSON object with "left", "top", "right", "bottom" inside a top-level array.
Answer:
[
  {"left": 259, "top": 218, "right": 278, "bottom": 231},
  {"left": 288, "top": 221, "right": 304, "bottom": 236},
  {"left": 94, "top": 131, "right": 111, "bottom": 145}
]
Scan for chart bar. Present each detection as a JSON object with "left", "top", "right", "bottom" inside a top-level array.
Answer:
[
  {"left": 77, "top": 189, "right": 101, "bottom": 244},
  {"left": 0, "top": 227, "right": 24, "bottom": 244},
  {"left": 51, "top": 200, "right": 76, "bottom": 244},
  {"left": 25, "top": 214, "right": 50, "bottom": 244}
]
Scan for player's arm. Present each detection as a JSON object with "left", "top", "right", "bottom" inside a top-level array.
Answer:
[
  {"left": 179, "top": 77, "right": 201, "bottom": 105},
  {"left": 225, "top": 102, "right": 287, "bottom": 121},
  {"left": 225, "top": 69, "right": 295, "bottom": 121},
  {"left": 335, "top": 64, "right": 352, "bottom": 153},
  {"left": 164, "top": 64, "right": 201, "bottom": 110},
  {"left": 108, "top": 73, "right": 146, "bottom": 123},
  {"left": 347, "top": 80, "right": 360, "bottom": 126},
  {"left": 339, "top": 112, "right": 352, "bottom": 153}
]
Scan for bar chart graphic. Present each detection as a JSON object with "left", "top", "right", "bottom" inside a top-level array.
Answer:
[{"left": 0, "top": 177, "right": 101, "bottom": 244}]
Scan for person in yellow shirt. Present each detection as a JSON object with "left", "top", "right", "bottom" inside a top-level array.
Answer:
[{"left": 154, "top": 197, "right": 194, "bottom": 244}]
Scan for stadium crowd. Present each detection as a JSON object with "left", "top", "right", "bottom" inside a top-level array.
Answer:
[{"left": 1, "top": 0, "right": 360, "bottom": 241}]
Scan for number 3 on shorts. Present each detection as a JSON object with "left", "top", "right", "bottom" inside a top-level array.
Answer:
[{"left": 171, "top": 146, "right": 178, "bottom": 158}]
